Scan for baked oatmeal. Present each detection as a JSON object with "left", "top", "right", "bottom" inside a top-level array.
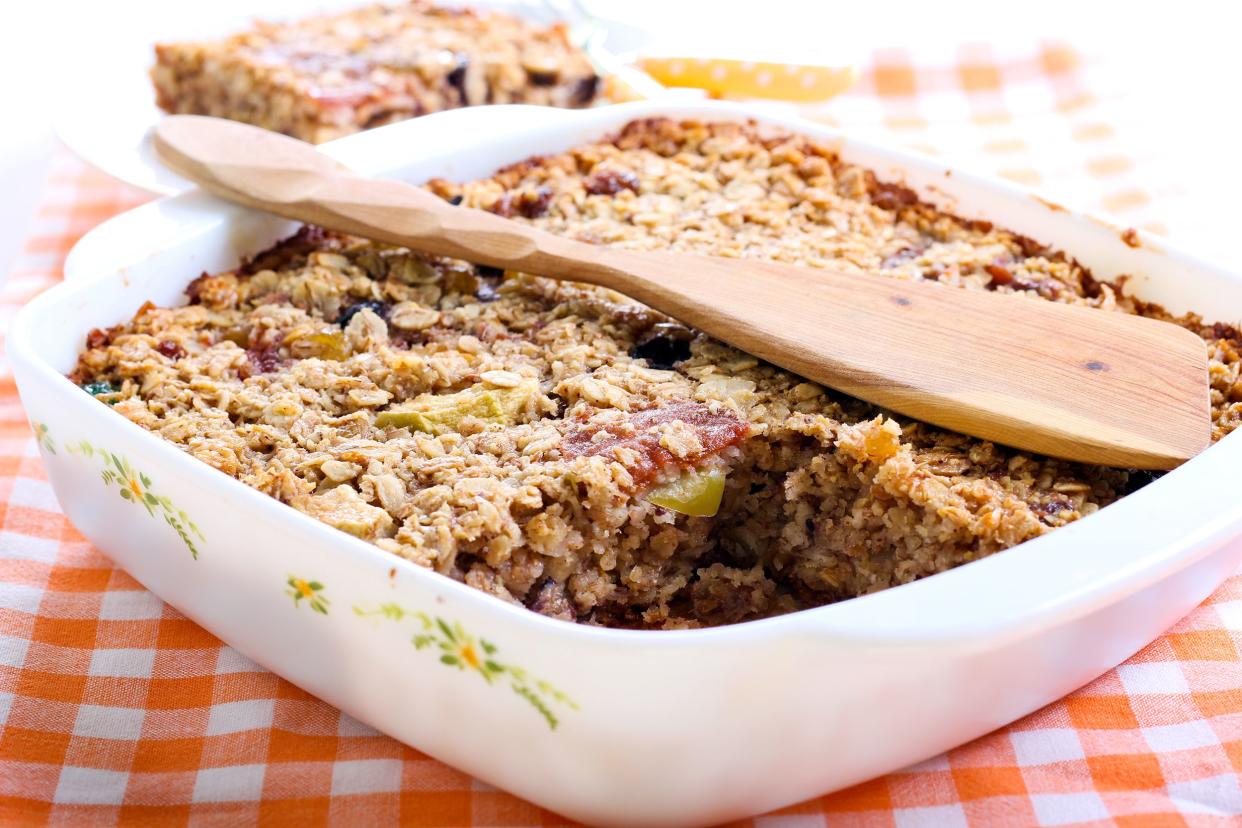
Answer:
[
  {"left": 151, "top": 1, "right": 600, "bottom": 143},
  {"left": 71, "top": 119, "right": 1242, "bottom": 628}
]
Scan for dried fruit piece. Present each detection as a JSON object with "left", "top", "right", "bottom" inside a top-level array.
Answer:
[
  {"left": 156, "top": 340, "right": 186, "bottom": 359},
  {"left": 81, "top": 380, "right": 121, "bottom": 403},
  {"left": 630, "top": 323, "right": 693, "bottom": 369},
  {"left": 296, "top": 329, "right": 349, "bottom": 361},
  {"left": 375, "top": 379, "right": 540, "bottom": 434},
  {"left": 585, "top": 169, "right": 640, "bottom": 196},
  {"left": 337, "top": 300, "right": 389, "bottom": 328},
  {"left": 646, "top": 468, "right": 726, "bottom": 517},
  {"left": 475, "top": 265, "right": 504, "bottom": 302},
  {"left": 562, "top": 401, "right": 749, "bottom": 488}
]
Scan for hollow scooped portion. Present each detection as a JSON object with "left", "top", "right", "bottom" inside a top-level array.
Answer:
[{"left": 70, "top": 119, "right": 1242, "bottom": 628}]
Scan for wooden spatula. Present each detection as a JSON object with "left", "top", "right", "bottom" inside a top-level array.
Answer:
[{"left": 153, "top": 115, "right": 1210, "bottom": 469}]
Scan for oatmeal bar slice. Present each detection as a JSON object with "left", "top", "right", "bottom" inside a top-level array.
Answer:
[{"left": 151, "top": 1, "right": 601, "bottom": 143}]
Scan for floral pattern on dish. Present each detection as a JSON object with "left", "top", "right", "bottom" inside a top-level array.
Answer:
[
  {"left": 354, "top": 602, "right": 577, "bottom": 729},
  {"left": 65, "top": 438, "right": 203, "bottom": 558},
  {"left": 32, "top": 421, "right": 56, "bottom": 455},
  {"left": 287, "top": 576, "right": 330, "bottom": 614}
]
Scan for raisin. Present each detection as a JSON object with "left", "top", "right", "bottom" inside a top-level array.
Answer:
[
  {"left": 584, "top": 169, "right": 640, "bottom": 196},
  {"left": 472, "top": 265, "right": 504, "bottom": 302},
  {"left": 446, "top": 54, "right": 469, "bottom": 103},
  {"left": 526, "top": 578, "right": 575, "bottom": 621},
  {"left": 570, "top": 75, "right": 600, "bottom": 106},
  {"left": 156, "top": 340, "right": 185, "bottom": 359},
  {"left": 518, "top": 188, "right": 554, "bottom": 219},
  {"left": 1211, "top": 321, "right": 1242, "bottom": 341},
  {"left": 488, "top": 188, "right": 553, "bottom": 219},
  {"left": 516, "top": 189, "right": 551, "bottom": 218},
  {"left": 184, "top": 271, "right": 212, "bottom": 304},
  {"left": 239, "top": 225, "right": 334, "bottom": 275},
  {"left": 1012, "top": 233, "right": 1049, "bottom": 259},
  {"left": 1031, "top": 497, "right": 1073, "bottom": 517},
  {"left": 85, "top": 326, "right": 121, "bottom": 350},
  {"left": 985, "top": 264, "right": 1014, "bottom": 286},
  {"left": 629, "top": 323, "right": 693, "bottom": 370},
  {"left": 488, "top": 193, "right": 515, "bottom": 218},
  {"left": 245, "top": 347, "right": 283, "bottom": 375},
  {"left": 337, "top": 300, "right": 389, "bottom": 328},
  {"left": 870, "top": 181, "right": 919, "bottom": 211},
  {"left": 1122, "top": 469, "right": 1165, "bottom": 495},
  {"left": 526, "top": 68, "right": 558, "bottom": 87}
]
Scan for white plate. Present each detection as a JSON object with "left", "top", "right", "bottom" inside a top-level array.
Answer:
[
  {"left": 53, "top": 0, "right": 655, "bottom": 195},
  {"left": 21, "top": 101, "right": 1242, "bottom": 826}
]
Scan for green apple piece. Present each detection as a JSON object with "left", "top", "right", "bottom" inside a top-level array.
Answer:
[
  {"left": 375, "top": 379, "right": 538, "bottom": 434},
  {"left": 645, "top": 468, "right": 726, "bottom": 517}
]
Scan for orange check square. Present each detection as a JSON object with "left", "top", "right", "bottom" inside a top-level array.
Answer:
[
  {"left": 1086, "top": 754, "right": 1166, "bottom": 791},
  {"left": 1167, "top": 630, "right": 1240, "bottom": 661},
  {"left": 953, "top": 766, "right": 1028, "bottom": 799},
  {"left": 1067, "top": 695, "right": 1140, "bottom": 730},
  {"left": 819, "top": 777, "right": 893, "bottom": 812}
]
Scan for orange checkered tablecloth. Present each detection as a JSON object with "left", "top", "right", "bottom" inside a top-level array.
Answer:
[{"left": 2, "top": 44, "right": 1241, "bottom": 826}]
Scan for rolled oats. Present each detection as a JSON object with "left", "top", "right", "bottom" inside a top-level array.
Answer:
[
  {"left": 73, "top": 119, "right": 1240, "bottom": 629},
  {"left": 150, "top": 1, "right": 601, "bottom": 144}
]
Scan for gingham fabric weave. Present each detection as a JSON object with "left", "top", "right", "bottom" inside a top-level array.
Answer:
[{"left": 2, "top": 44, "right": 1241, "bottom": 826}]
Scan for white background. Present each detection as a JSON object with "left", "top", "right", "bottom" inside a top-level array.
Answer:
[{"left": 3, "top": 0, "right": 1241, "bottom": 286}]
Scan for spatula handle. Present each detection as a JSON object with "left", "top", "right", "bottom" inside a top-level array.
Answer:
[
  {"left": 308, "top": 175, "right": 618, "bottom": 282},
  {"left": 152, "top": 115, "right": 1211, "bottom": 469}
]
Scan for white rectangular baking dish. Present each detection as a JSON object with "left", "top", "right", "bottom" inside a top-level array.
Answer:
[{"left": 15, "top": 101, "right": 1242, "bottom": 827}]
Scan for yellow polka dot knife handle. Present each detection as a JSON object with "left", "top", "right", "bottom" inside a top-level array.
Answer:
[{"left": 637, "top": 57, "right": 856, "bottom": 102}]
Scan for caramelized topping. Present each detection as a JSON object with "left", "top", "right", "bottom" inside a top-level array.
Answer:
[{"left": 562, "top": 401, "right": 748, "bottom": 488}]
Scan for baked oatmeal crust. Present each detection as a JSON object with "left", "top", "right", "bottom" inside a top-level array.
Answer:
[
  {"left": 72, "top": 119, "right": 1239, "bottom": 628},
  {"left": 151, "top": 1, "right": 601, "bottom": 143}
]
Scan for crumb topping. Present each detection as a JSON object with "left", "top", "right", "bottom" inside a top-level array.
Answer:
[
  {"left": 72, "top": 119, "right": 1241, "bottom": 628},
  {"left": 151, "top": 1, "right": 600, "bottom": 143}
]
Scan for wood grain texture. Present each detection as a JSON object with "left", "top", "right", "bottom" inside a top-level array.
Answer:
[{"left": 154, "top": 115, "right": 1211, "bottom": 469}]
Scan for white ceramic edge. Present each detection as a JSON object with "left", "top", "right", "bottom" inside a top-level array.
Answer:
[{"left": 17, "top": 100, "right": 1242, "bottom": 825}]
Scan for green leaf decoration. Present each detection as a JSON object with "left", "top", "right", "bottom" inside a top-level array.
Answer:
[
  {"left": 436, "top": 618, "right": 456, "bottom": 642},
  {"left": 68, "top": 438, "right": 201, "bottom": 558},
  {"left": 353, "top": 602, "right": 576, "bottom": 730},
  {"left": 286, "top": 576, "right": 330, "bottom": 615},
  {"left": 32, "top": 422, "right": 56, "bottom": 455}
]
